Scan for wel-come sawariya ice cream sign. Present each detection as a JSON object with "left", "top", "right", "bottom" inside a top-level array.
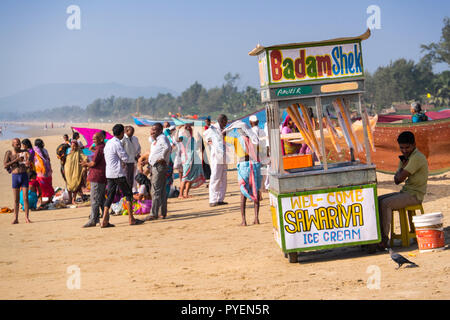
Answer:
[
  {"left": 260, "top": 41, "right": 364, "bottom": 86},
  {"left": 275, "top": 184, "right": 380, "bottom": 252}
]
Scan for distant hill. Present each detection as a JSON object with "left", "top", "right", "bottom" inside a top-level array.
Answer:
[{"left": 0, "top": 82, "right": 178, "bottom": 112}]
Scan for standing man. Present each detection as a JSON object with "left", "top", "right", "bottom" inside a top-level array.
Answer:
[
  {"left": 146, "top": 122, "right": 172, "bottom": 220},
  {"left": 223, "top": 122, "right": 261, "bottom": 225},
  {"left": 205, "top": 114, "right": 228, "bottom": 207},
  {"left": 101, "top": 124, "right": 144, "bottom": 227},
  {"left": 81, "top": 132, "right": 106, "bottom": 228},
  {"left": 122, "top": 126, "right": 141, "bottom": 193},
  {"left": 4, "top": 138, "right": 30, "bottom": 224},
  {"left": 377, "top": 131, "right": 428, "bottom": 249}
]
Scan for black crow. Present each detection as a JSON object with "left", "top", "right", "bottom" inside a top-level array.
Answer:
[{"left": 389, "top": 249, "right": 419, "bottom": 269}]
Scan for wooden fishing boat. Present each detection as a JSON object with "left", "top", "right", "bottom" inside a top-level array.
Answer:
[
  {"left": 172, "top": 117, "right": 205, "bottom": 127},
  {"left": 282, "top": 114, "right": 450, "bottom": 175},
  {"left": 132, "top": 116, "right": 174, "bottom": 127},
  {"left": 359, "top": 117, "right": 450, "bottom": 175}
]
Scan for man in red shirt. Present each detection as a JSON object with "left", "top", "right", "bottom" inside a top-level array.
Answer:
[{"left": 81, "top": 132, "right": 107, "bottom": 227}]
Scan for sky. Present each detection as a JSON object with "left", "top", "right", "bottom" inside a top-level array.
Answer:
[{"left": 0, "top": 0, "right": 449, "bottom": 98}]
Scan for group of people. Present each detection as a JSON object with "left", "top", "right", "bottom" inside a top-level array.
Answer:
[
  {"left": 135, "top": 113, "right": 266, "bottom": 227},
  {"left": 3, "top": 103, "right": 430, "bottom": 252},
  {"left": 4, "top": 137, "right": 55, "bottom": 223},
  {"left": 3, "top": 113, "right": 269, "bottom": 228}
]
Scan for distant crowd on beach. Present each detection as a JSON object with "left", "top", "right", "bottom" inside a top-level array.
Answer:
[
  {"left": 3, "top": 115, "right": 271, "bottom": 228},
  {"left": 3, "top": 102, "right": 429, "bottom": 253}
]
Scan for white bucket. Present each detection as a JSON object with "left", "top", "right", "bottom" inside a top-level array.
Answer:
[{"left": 412, "top": 212, "right": 445, "bottom": 253}]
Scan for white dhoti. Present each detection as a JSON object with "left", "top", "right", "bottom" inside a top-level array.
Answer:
[
  {"left": 209, "top": 162, "right": 227, "bottom": 204},
  {"left": 264, "top": 165, "right": 270, "bottom": 190}
]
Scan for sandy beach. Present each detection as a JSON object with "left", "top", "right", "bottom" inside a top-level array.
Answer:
[{"left": 0, "top": 122, "right": 449, "bottom": 300}]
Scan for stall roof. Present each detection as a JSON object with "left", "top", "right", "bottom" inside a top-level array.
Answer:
[{"left": 248, "top": 29, "right": 371, "bottom": 56}]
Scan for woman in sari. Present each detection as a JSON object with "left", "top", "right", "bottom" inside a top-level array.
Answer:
[
  {"left": 64, "top": 140, "right": 88, "bottom": 205},
  {"left": 178, "top": 124, "right": 205, "bottom": 198},
  {"left": 33, "top": 138, "right": 54, "bottom": 208},
  {"left": 281, "top": 115, "right": 301, "bottom": 155}
]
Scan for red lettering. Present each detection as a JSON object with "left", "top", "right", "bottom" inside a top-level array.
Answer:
[
  {"left": 316, "top": 55, "right": 332, "bottom": 77},
  {"left": 294, "top": 49, "right": 306, "bottom": 78},
  {"left": 270, "top": 50, "right": 282, "bottom": 81}
]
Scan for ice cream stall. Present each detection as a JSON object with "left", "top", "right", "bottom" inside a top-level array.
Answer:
[{"left": 249, "top": 29, "right": 381, "bottom": 263}]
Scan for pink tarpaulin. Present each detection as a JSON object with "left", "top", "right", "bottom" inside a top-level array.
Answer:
[
  {"left": 71, "top": 127, "right": 113, "bottom": 148},
  {"left": 377, "top": 114, "right": 411, "bottom": 123},
  {"left": 377, "top": 109, "right": 450, "bottom": 123},
  {"left": 426, "top": 109, "right": 450, "bottom": 120}
]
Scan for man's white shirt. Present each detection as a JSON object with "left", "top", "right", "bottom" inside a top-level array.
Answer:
[
  {"left": 149, "top": 134, "right": 171, "bottom": 166},
  {"left": 104, "top": 136, "right": 129, "bottom": 179}
]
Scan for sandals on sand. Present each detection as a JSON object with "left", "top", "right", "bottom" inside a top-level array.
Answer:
[
  {"left": 130, "top": 219, "right": 145, "bottom": 226},
  {"left": 101, "top": 223, "right": 115, "bottom": 228}
]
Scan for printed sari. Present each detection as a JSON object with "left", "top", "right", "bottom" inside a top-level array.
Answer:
[
  {"left": 179, "top": 132, "right": 205, "bottom": 189},
  {"left": 33, "top": 147, "right": 54, "bottom": 198}
]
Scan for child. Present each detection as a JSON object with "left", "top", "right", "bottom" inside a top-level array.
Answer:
[
  {"left": 133, "top": 173, "right": 152, "bottom": 215},
  {"left": 20, "top": 171, "right": 41, "bottom": 211},
  {"left": 135, "top": 173, "right": 152, "bottom": 201}
]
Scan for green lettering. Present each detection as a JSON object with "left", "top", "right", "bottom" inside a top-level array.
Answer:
[
  {"left": 306, "top": 56, "right": 317, "bottom": 78},
  {"left": 282, "top": 58, "right": 295, "bottom": 79}
]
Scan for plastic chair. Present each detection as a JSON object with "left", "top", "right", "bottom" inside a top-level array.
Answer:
[{"left": 390, "top": 204, "right": 424, "bottom": 247}]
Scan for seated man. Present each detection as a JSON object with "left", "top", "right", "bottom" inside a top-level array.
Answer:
[{"left": 377, "top": 131, "right": 428, "bottom": 249}]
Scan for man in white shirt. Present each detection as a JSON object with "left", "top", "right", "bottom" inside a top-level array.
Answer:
[
  {"left": 122, "top": 125, "right": 141, "bottom": 193},
  {"left": 101, "top": 124, "right": 144, "bottom": 228},
  {"left": 204, "top": 114, "right": 229, "bottom": 207},
  {"left": 146, "top": 122, "right": 172, "bottom": 220}
]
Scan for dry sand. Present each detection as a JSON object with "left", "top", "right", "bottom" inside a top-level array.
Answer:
[{"left": 0, "top": 122, "right": 449, "bottom": 300}]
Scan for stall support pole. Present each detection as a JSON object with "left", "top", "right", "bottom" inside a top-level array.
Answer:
[
  {"left": 358, "top": 93, "right": 372, "bottom": 165},
  {"left": 266, "top": 101, "right": 284, "bottom": 174},
  {"left": 315, "top": 96, "right": 328, "bottom": 170}
]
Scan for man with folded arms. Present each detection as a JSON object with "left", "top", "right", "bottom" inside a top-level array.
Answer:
[{"left": 146, "top": 123, "right": 172, "bottom": 220}]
